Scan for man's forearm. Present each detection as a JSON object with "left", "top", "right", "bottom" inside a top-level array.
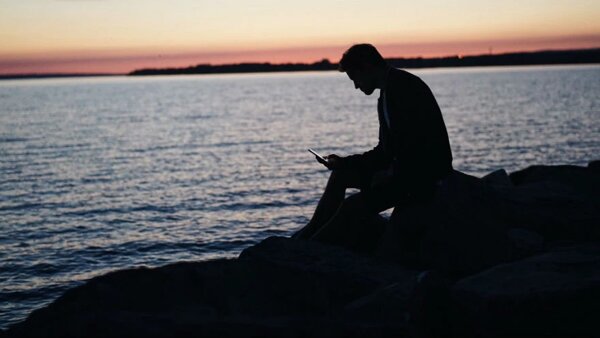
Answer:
[{"left": 342, "top": 143, "right": 391, "bottom": 172}]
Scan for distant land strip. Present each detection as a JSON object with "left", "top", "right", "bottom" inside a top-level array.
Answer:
[
  {"left": 1, "top": 48, "right": 598, "bottom": 80},
  {"left": 129, "top": 48, "right": 600, "bottom": 76},
  {"left": 0, "top": 73, "right": 120, "bottom": 80}
]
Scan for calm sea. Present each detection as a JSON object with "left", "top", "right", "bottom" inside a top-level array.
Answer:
[{"left": 1, "top": 65, "right": 598, "bottom": 328}]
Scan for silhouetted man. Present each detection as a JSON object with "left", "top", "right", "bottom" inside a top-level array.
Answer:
[{"left": 293, "top": 44, "right": 453, "bottom": 249}]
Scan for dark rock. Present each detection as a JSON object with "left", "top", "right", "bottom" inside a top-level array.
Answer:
[
  {"left": 378, "top": 163, "right": 599, "bottom": 274},
  {"left": 506, "top": 227, "right": 544, "bottom": 260},
  {"left": 481, "top": 168, "right": 512, "bottom": 187},
  {"left": 378, "top": 170, "right": 512, "bottom": 275},
  {"left": 509, "top": 163, "right": 600, "bottom": 198},
  {"left": 451, "top": 242, "right": 600, "bottom": 337},
  {"left": 342, "top": 282, "right": 410, "bottom": 321},
  {"left": 504, "top": 164, "right": 600, "bottom": 240},
  {"left": 7, "top": 237, "right": 420, "bottom": 338},
  {"left": 407, "top": 270, "right": 454, "bottom": 338}
]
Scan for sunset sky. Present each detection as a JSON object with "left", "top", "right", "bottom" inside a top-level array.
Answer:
[{"left": 1, "top": 0, "right": 599, "bottom": 74}]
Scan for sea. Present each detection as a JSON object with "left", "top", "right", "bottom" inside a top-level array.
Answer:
[{"left": 1, "top": 64, "right": 599, "bottom": 329}]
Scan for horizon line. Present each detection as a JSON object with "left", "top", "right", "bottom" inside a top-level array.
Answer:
[{"left": 1, "top": 46, "right": 599, "bottom": 78}]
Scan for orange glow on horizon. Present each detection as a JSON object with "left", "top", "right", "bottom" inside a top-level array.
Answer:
[{"left": 1, "top": 34, "right": 599, "bottom": 75}]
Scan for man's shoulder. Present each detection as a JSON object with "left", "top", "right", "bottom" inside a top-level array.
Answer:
[
  {"left": 388, "top": 68, "right": 424, "bottom": 92},
  {"left": 389, "top": 68, "right": 423, "bottom": 85},
  {"left": 390, "top": 67, "right": 419, "bottom": 80}
]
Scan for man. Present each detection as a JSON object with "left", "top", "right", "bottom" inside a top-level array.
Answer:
[{"left": 293, "top": 44, "right": 453, "bottom": 249}]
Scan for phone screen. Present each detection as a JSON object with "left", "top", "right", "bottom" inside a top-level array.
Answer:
[{"left": 308, "top": 148, "right": 328, "bottom": 164}]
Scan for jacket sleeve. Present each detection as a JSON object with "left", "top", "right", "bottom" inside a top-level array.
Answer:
[{"left": 339, "top": 124, "right": 392, "bottom": 172}]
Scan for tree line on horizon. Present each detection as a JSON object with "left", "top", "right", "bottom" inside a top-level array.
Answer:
[
  {"left": 129, "top": 48, "right": 600, "bottom": 76},
  {"left": 1, "top": 48, "right": 598, "bottom": 80}
]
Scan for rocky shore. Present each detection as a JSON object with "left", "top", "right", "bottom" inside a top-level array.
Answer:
[{"left": 4, "top": 161, "right": 599, "bottom": 337}]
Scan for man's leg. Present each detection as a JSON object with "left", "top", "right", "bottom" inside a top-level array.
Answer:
[
  {"left": 292, "top": 169, "right": 361, "bottom": 240},
  {"left": 310, "top": 176, "right": 416, "bottom": 249},
  {"left": 309, "top": 193, "right": 370, "bottom": 245}
]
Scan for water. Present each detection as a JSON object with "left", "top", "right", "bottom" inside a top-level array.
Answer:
[{"left": 0, "top": 65, "right": 598, "bottom": 328}]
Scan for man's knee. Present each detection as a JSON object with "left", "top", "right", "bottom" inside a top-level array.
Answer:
[{"left": 340, "top": 193, "right": 368, "bottom": 213}]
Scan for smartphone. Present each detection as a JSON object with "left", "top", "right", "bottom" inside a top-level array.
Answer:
[{"left": 308, "top": 148, "right": 328, "bottom": 165}]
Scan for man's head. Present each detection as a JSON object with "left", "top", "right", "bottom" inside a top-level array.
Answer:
[{"left": 339, "top": 44, "right": 387, "bottom": 95}]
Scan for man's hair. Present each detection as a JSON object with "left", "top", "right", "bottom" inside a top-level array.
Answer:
[{"left": 338, "top": 43, "right": 386, "bottom": 72}]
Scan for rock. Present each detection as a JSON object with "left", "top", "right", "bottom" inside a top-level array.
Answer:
[
  {"left": 481, "top": 168, "right": 512, "bottom": 187},
  {"left": 506, "top": 227, "right": 544, "bottom": 260},
  {"left": 406, "top": 270, "right": 453, "bottom": 338},
  {"left": 509, "top": 164, "right": 600, "bottom": 198},
  {"left": 7, "top": 237, "right": 420, "bottom": 338},
  {"left": 378, "top": 170, "right": 512, "bottom": 275},
  {"left": 504, "top": 164, "right": 600, "bottom": 241},
  {"left": 343, "top": 282, "right": 411, "bottom": 323},
  {"left": 451, "top": 243, "right": 600, "bottom": 337},
  {"left": 377, "top": 163, "right": 600, "bottom": 274}
]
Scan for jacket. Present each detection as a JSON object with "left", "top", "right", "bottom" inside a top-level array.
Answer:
[{"left": 342, "top": 67, "right": 453, "bottom": 187}]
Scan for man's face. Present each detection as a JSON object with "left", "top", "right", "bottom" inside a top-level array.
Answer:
[{"left": 346, "top": 68, "right": 376, "bottom": 95}]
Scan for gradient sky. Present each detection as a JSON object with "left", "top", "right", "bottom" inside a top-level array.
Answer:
[{"left": 1, "top": 0, "right": 599, "bottom": 74}]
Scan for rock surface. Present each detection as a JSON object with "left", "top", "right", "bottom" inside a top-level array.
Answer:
[
  {"left": 5, "top": 161, "right": 600, "bottom": 337},
  {"left": 451, "top": 243, "right": 600, "bottom": 337},
  {"left": 378, "top": 164, "right": 599, "bottom": 275},
  {"left": 6, "top": 238, "right": 420, "bottom": 338}
]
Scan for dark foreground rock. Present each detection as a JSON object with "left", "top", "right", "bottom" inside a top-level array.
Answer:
[
  {"left": 451, "top": 243, "right": 600, "bottom": 337},
  {"left": 7, "top": 237, "right": 420, "bottom": 338},
  {"left": 6, "top": 161, "right": 600, "bottom": 337},
  {"left": 378, "top": 162, "right": 599, "bottom": 275}
]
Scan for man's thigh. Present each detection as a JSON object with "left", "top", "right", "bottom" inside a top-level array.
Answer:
[
  {"left": 358, "top": 181, "right": 411, "bottom": 214},
  {"left": 335, "top": 167, "right": 372, "bottom": 190},
  {"left": 360, "top": 175, "right": 439, "bottom": 214}
]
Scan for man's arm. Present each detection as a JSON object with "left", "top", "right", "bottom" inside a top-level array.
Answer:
[
  {"left": 342, "top": 143, "right": 389, "bottom": 171},
  {"left": 332, "top": 123, "right": 391, "bottom": 172}
]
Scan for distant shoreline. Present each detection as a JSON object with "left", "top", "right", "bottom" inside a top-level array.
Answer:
[
  {"left": 0, "top": 73, "right": 120, "bottom": 81},
  {"left": 128, "top": 48, "right": 600, "bottom": 77},
  {"left": 1, "top": 48, "right": 598, "bottom": 80}
]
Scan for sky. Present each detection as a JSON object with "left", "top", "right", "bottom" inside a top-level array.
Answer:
[{"left": 1, "top": 0, "right": 599, "bottom": 74}]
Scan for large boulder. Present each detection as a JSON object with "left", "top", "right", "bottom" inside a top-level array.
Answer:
[
  {"left": 510, "top": 163, "right": 600, "bottom": 196},
  {"left": 505, "top": 163, "right": 600, "bottom": 240},
  {"left": 377, "top": 162, "right": 600, "bottom": 275},
  {"left": 377, "top": 170, "right": 514, "bottom": 275},
  {"left": 451, "top": 242, "right": 600, "bottom": 337}
]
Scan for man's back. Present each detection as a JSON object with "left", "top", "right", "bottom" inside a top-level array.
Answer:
[{"left": 384, "top": 68, "right": 453, "bottom": 184}]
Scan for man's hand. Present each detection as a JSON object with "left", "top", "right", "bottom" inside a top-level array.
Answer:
[{"left": 323, "top": 154, "right": 344, "bottom": 170}]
